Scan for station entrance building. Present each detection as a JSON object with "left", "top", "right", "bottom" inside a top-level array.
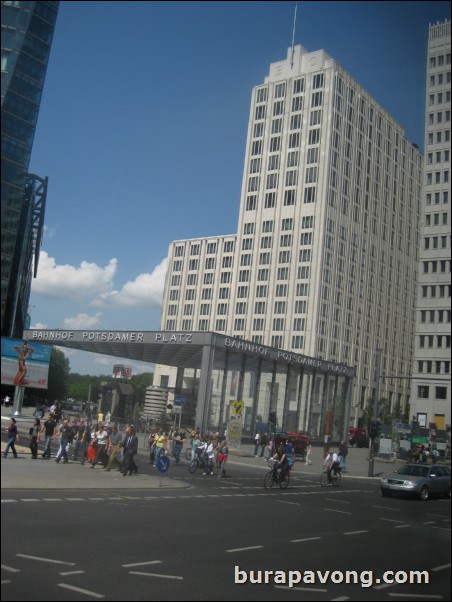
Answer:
[{"left": 24, "top": 329, "right": 354, "bottom": 440}]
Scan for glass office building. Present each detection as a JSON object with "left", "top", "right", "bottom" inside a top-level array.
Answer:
[{"left": 1, "top": 0, "right": 59, "bottom": 337}]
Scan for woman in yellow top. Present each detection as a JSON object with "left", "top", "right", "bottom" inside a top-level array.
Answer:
[{"left": 153, "top": 429, "right": 166, "bottom": 467}]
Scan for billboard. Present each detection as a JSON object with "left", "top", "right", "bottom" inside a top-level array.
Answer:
[
  {"left": 1, "top": 337, "right": 52, "bottom": 389},
  {"left": 112, "top": 364, "right": 132, "bottom": 379}
]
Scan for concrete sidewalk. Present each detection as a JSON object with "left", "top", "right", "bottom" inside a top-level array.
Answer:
[{"left": 1, "top": 405, "right": 393, "bottom": 490}]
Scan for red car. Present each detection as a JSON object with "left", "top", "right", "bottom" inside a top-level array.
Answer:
[{"left": 273, "top": 431, "right": 310, "bottom": 459}]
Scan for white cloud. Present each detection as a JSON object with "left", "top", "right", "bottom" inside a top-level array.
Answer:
[
  {"left": 62, "top": 312, "right": 103, "bottom": 329},
  {"left": 32, "top": 251, "right": 117, "bottom": 299},
  {"left": 94, "top": 258, "right": 167, "bottom": 309},
  {"left": 30, "top": 321, "right": 48, "bottom": 329}
]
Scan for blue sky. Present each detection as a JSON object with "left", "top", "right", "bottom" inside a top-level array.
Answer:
[{"left": 28, "top": 1, "right": 450, "bottom": 376}]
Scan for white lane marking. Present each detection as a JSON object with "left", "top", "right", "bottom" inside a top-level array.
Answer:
[
  {"left": 129, "top": 571, "right": 183, "bottom": 580},
  {"left": 59, "top": 570, "right": 85, "bottom": 576},
  {"left": 1, "top": 564, "right": 20, "bottom": 572},
  {"left": 275, "top": 585, "right": 327, "bottom": 593},
  {"left": 372, "top": 505, "right": 400, "bottom": 511},
  {"left": 324, "top": 508, "right": 352, "bottom": 515},
  {"left": 65, "top": 498, "right": 86, "bottom": 502},
  {"left": 326, "top": 498, "right": 350, "bottom": 504},
  {"left": 122, "top": 561, "right": 162, "bottom": 568},
  {"left": 431, "top": 563, "right": 451, "bottom": 572},
  {"left": 1, "top": 500, "right": 17, "bottom": 503},
  {"left": 1, "top": 580, "right": 12, "bottom": 584},
  {"left": 19, "top": 499, "right": 41, "bottom": 502},
  {"left": 16, "top": 554, "right": 75, "bottom": 566},
  {"left": 378, "top": 518, "right": 405, "bottom": 524},
  {"left": 291, "top": 536, "right": 322, "bottom": 543},
  {"left": 277, "top": 500, "right": 301, "bottom": 506},
  {"left": 343, "top": 530, "right": 369, "bottom": 535},
  {"left": 394, "top": 524, "right": 412, "bottom": 529},
  {"left": 225, "top": 545, "right": 264, "bottom": 553},
  {"left": 58, "top": 583, "right": 105, "bottom": 598},
  {"left": 387, "top": 594, "right": 444, "bottom": 599}
]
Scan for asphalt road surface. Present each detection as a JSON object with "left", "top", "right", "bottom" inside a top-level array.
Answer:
[{"left": 1, "top": 461, "right": 451, "bottom": 601}]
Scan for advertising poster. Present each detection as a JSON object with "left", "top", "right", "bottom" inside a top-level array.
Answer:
[{"left": 1, "top": 337, "right": 52, "bottom": 389}]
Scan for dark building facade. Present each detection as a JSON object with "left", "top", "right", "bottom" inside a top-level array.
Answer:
[{"left": 1, "top": 0, "right": 59, "bottom": 337}]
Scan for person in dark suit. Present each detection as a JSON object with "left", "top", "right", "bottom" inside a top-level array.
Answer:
[{"left": 122, "top": 425, "right": 138, "bottom": 476}]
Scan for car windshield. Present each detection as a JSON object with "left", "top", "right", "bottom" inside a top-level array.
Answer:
[{"left": 396, "top": 465, "right": 429, "bottom": 478}]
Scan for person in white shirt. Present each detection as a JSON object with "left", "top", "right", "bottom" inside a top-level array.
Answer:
[{"left": 323, "top": 449, "right": 341, "bottom": 484}]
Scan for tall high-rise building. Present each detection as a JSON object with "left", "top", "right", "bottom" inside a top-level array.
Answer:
[
  {"left": 410, "top": 21, "right": 451, "bottom": 432},
  {"left": 1, "top": 0, "right": 59, "bottom": 338},
  {"left": 156, "top": 44, "right": 423, "bottom": 429}
]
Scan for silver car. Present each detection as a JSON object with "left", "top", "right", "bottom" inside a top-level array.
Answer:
[{"left": 380, "top": 464, "right": 451, "bottom": 501}]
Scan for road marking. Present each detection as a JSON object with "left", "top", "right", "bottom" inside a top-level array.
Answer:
[
  {"left": 275, "top": 585, "right": 327, "bottom": 593},
  {"left": 394, "top": 524, "right": 411, "bottom": 529},
  {"left": 427, "top": 513, "right": 447, "bottom": 518},
  {"left": 291, "top": 536, "right": 322, "bottom": 543},
  {"left": 330, "top": 597, "right": 351, "bottom": 601},
  {"left": 277, "top": 500, "right": 301, "bottom": 506},
  {"left": 129, "top": 571, "right": 183, "bottom": 580},
  {"left": 432, "top": 563, "right": 451, "bottom": 572},
  {"left": 19, "top": 498, "right": 41, "bottom": 502},
  {"left": 41, "top": 498, "right": 63, "bottom": 502},
  {"left": 326, "top": 498, "right": 350, "bottom": 504},
  {"left": 1, "top": 564, "right": 20, "bottom": 572},
  {"left": 225, "top": 545, "right": 264, "bottom": 553},
  {"left": 372, "top": 505, "right": 400, "bottom": 511},
  {"left": 0, "top": 500, "right": 17, "bottom": 503},
  {"left": 431, "top": 526, "right": 451, "bottom": 532},
  {"left": 387, "top": 595, "right": 443, "bottom": 599},
  {"left": 17, "top": 554, "right": 75, "bottom": 566},
  {"left": 65, "top": 498, "right": 86, "bottom": 502},
  {"left": 59, "top": 570, "right": 85, "bottom": 576},
  {"left": 58, "top": 583, "right": 105, "bottom": 598},
  {"left": 422, "top": 521, "right": 436, "bottom": 525},
  {"left": 343, "top": 530, "right": 369, "bottom": 535},
  {"left": 324, "top": 508, "right": 352, "bottom": 515},
  {"left": 378, "top": 518, "right": 405, "bottom": 524},
  {"left": 122, "top": 561, "right": 162, "bottom": 568}
]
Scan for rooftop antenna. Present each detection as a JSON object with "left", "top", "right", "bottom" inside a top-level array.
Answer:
[{"left": 290, "top": 2, "right": 298, "bottom": 69}]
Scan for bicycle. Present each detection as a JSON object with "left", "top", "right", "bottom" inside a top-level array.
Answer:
[
  {"left": 264, "top": 459, "right": 290, "bottom": 490},
  {"left": 320, "top": 466, "right": 342, "bottom": 487},
  {"left": 185, "top": 447, "right": 192, "bottom": 461},
  {"left": 188, "top": 450, "right": 206, "bottom": 474}
]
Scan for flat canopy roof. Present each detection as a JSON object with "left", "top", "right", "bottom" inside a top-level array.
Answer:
[{"left": 23, "top": 329, "right": 354, "bottom": 377}]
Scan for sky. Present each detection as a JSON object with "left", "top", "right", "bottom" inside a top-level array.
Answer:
[{"left": 28, "top": 1, "right": 451, "bottom": 376}]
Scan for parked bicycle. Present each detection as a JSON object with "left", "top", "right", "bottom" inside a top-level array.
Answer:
[
  {"left": 264, "top": 458, "right": 290, "bottom": 489},
  {"left": 320, "top": 466, "right": 342, "bottom": 487}
]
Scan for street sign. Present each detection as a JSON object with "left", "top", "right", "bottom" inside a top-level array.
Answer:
[
  {"left": 174, "top": 395, "right": 187, "bottom": 406},
  {"left": 156, "top": 455, "right": 170, "bottom": 474}
]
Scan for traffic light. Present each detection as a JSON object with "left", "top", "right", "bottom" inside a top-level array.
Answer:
[
  {"left": 269, "top": 411, "right": 277, "bottom": 426},
  {"left": 370, "top": 420, "right": 381, "bottom": 439}
]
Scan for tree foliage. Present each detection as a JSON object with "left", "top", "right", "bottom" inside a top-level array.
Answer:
[{"left": 67, "top": 372, "right": 153, "bottom": 402}]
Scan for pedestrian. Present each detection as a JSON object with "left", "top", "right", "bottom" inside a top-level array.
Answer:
[
  {"left": 172, "top": 428, "right": 185, "bottom": 464},
  {"left": 260, "top": 432, "right": 268, "bottom": 458},
  {"left": 305, "top": 443, "right": 312, "bottom": 465},
  {"left": 4, "top": 418, "right": 19, "bottom": 458},
  {"left": 54, "top": 418, "right": 72, "bottom": 464},
  {"left": 106, "top": 425, "right": 123, "bottom": 471},
  {"left": 152, "top": 428, "right": 166, "bottom": 467},
  {"left": 91, "top": 423, "right": 109, "bottom": 468},
  {"left": 254, "top": 431, "right": 261, "bottom": 457},
  {"left": 338, "top": 440, "right": 348, "bottom": 472},
  {"left": 122, "top": 425, "right": 138, "bottom": 476},
  {"left": 72, "top": 418, "right": 85, "bottom": 461},
  {"left": 29, "top": 418, "right": 40, "bottom": 459},
  {"left": 218, "top": 440, "right": 229, "bottom": 477},
  {"left": 41, "top": 413, "right": 57, "bottom": 458}
]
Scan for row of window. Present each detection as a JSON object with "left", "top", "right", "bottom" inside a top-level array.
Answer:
[
  {"left": 427, "top": 110, "right": 451, "bottom": 126},
  {"left": 174, "top": 240, "right": 235, "bottom": 258},
  {"left": 420, "top": 284, "right": 451, "bottom": 298},
  {"left": 418, "top": 385, "right": 449, "bottom": 400},
  {"left": 419, "top": 335, "right": 451, "bottom": 348},
  {"left": 419, "top": 309, "right": 451, "bottom": 323},
  {"left": 426, "top": 170, "right": 449, "bottom": 185},
  {"left": 428, "top": 91, "right": 451, "bottom": 105},
  {"left": 429, "top": 53, "right": 451, "bottom": 68},
  {"left": 424, "top": 235, "right": 449, "bottom": 250},
  {"left": 429, "top": 71, "right": 451, "bottom": 87},
  {"left": 422, "top": 259, "right": 451, "bottom": 273},
  {"left": 427, "top": 129, "right": 450, "bottom": 145},
  {"left": 426, "top": 190, "right": 449, "bottom": 204},
  {"left": 417, "top": 361, "right": 451, "bottom": 375}
]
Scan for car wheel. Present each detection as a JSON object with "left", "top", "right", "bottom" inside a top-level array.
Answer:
[{"left": 419, "top": 485, "right": 429, "bottom": 501}]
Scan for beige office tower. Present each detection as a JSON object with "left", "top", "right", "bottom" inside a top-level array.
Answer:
[
  {"left": 156, "top": 44, "right": 423, "bottom": 432},
  {"left": 410, "top": 21, "right": 451, "bottom": 433}
]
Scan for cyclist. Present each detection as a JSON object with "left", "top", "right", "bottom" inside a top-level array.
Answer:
[
  {"left": 273, "top": 443, "right": 289, "bottom": 479},
  {"left": 323, "top": 448, "right": 341, "bottom": 484},
  {"left": 284, "top": 438, "right": 295, "bottom": 470}
]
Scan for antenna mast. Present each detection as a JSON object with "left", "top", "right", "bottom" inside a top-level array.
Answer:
[{"left": 290, "top": 2, "right": 298, "bottom": 69}]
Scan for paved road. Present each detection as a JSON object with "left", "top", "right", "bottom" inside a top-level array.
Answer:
[{"left": 2, "top": 408, "right": 450, "bottom": 600}]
